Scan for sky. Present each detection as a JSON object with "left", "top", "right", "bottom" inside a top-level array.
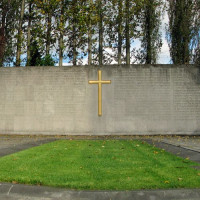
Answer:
[{"left": 157, "top": 10, "right": 170, "bottom": 64}]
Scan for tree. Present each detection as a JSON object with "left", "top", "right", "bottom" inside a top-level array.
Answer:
[
  {"left": 29, "top": 39, "right": 55, "bottom": 66},
  {"left": 26, "top": 0, "right": 33, "bottom": 66},
  {"left": 125, "top": 0, "right": 130, "bottom": 64},
  {"left": 66, "top": 0, "right": 88, "bottom": 65},
  {"left": 0, "top": 0, "right": 19, "bottom": 66},
  {"left": 140, "top": 0, "right": 163, "bottom": 64},
  {"left": 97, "top": 0, "right": 104, "bottom": 65},
  {"left": 16, "top": 0, "right": 25, "bottom": 66},
  {"left": 117, "top": 0, "right": 123, "bottom": 64},
  {"left": 29, "top": 40, "right": 41, "bottom": 66},
  {"left": 58, "top": 0, "right": 65, "bottom": 67},
  {"left": 0, "top": 1, "right": 7, "bottom": 66},
  {"left": 72, "top": 0, "right": 77, "bottom": 65},
  {"left": 5, "top": 0, "right": 200, "bottom": 66},
  {"left": 54, "top": 0, "right": 68, "bottom": 66},
  {"left": 106, "top": 0, "right": 125, "bottom": 65},
  {"left": 192, "top": 0, "right": 200, "bottom": 64},
  {"left": 108, "top": 0, "right": 143, "bottom": 64},
  {"left": 167, "top": 0, "right": 196, "bottom": 64},
  {"left": 34, "top": 0, "right": 58, "bottom": 56},
  {"left": 38, "top": 54, "right": 55, "bottom": 66},
  {"left": 87, "top": 0, "right": 94, "bottom": 65}
]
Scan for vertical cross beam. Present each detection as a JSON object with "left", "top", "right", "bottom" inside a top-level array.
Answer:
[{"left": 89, "top": 70, "right": 111, "bottom": 116}]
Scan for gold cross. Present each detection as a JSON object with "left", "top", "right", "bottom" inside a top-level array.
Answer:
[{"left": 89, "top": 70, "right": 111, "bottom": 116}]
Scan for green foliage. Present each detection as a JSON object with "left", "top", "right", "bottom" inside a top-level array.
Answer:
[
  {"left": 139, "top": 0, "right": 164, "bottom": 64},
  {"left": 29, "top": 40, "right": 41, "bottom": 66},
  {"left": 167, "top": 0, "right": 199, "bottom": 64},
  {"left": 191, "top": 0, "right": 200, "bottom": 64},
  {"left": 0, "top": 0, "right": 21, "bottom": 66},
  {"left": 1, "top": 0, "right": 199, "bottom": 66},
  {"left": 28, "top": 39, "right": 55, "bottom": 66},
  {"left": 0, "top": 140, "right": 199, "bottom": 190},
  {"left": 36, "top": 54, "right": 55, "bottom": 66}
]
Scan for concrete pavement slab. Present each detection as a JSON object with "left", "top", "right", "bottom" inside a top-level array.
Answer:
[{"left": 0, "top": 183, "right": 200, "bottom": 200}]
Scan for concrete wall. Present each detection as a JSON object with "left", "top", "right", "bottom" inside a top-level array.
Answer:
[{"left": 0, "top": 65, "right": 200, "bottom": 135}]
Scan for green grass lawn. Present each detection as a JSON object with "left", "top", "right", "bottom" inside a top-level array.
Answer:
[{"left": 0, "top": 140, "right": 199, "bottom": 190}]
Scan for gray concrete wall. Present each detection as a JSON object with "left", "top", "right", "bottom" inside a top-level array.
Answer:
[{"left": 0, "top": 65, "right": 200, "bottom": 135}]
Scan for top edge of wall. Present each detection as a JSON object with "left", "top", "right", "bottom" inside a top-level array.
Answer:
[{"left": 1, "top": 64, "right": 199, "bottom": 70}]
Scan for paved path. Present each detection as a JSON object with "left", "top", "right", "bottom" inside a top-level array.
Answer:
[
  {"left": 152, "top": 135, "right": 200, "bottom": 152},
  {"left": 0, "top": 135, "right": 56, "bottom": 157},
  {"left": 0, "top": 135, "right": 200, "bottom": 200},
  {"left": 145, "top": 139, "right": 200, "bottom": 164},
  {"left": 149, "top": 136, "right": 200, "bottom": 165}
]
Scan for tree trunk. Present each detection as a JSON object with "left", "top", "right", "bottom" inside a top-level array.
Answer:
[
  {"left": 0, "top": 27, "right": 6, "bottom": 67},
  {"left": 27, "top": 1, "right": 32, "bottom": 66},
  {"left": 125, "top": 0, "right": 130, "bottom": 64},
  {"left": 72, "top": 27, "right": 76, "bottom": 66},
  {"left": 59, "top": 33, "right": 64, "bottom": 67},
  {"left": 46, "top": 12, "right": 52, "bottom": 56},
  {"left": 88, "top": 0, "right": 93, "bottom": 65},
  {"left": 145, "top": 1, "right": 152, "bottom": 64},
  {"left": 0, "top": 5, "right": 6, "bottom": 67},
  {"left": 168, "top": 0, "right": 192, "bottom": 64},
  {"left": 98, "top": 0, "right": 103, "bottom": 65},
  {"left": 59, "top": 0, "right": 64, "bottom": 67},
  {"left": 72, "top": 0, "right": 77, "bottom": 66},
  {"left": 16, "top": 0, "right": 25, "bottom": 66},
  {"left": 118, "top": 0, "right": 122, "bottom": 65}
]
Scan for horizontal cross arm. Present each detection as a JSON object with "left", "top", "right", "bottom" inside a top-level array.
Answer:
[
  {"left": 88, "top": 81, "right": 99, "bottom": 84},
  {"left": 88, "top": 80, "right": 111, "bottom": 84},
  {"left": 101, "top": 80, "right": 111, "bottom": 84}
]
